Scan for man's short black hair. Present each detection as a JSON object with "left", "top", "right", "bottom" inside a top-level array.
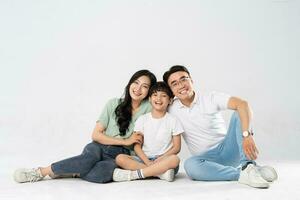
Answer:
[
  {"left": 149, "top": 81, "right": 174, "bottom": 99},
  {"left": 163, "top": 65, "right": 191, "bottom": 84}
]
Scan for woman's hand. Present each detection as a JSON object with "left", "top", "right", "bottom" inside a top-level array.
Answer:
[{"left": 124, "top": 132, "right": 143, "bottom": 146}]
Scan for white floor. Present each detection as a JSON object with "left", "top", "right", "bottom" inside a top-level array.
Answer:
[{"left": 1, "top": 161, "right": 300, "bottom": 200}]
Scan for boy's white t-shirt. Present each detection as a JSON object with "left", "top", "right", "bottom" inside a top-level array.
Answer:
[{"left": 134, "top": 112, "right": 184, "bottom": 157}]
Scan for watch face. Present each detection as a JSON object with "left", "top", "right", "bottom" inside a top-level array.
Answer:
[{"left": 243, "top": 131, "right": 249, "bottom": 137}]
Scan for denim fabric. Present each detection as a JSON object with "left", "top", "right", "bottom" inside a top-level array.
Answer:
[
  {"left": 51, "top": 142, "right": 130, "bottom": 183},
  {"left": 184, "top": 112, "right": 252, "bottom": 181}
]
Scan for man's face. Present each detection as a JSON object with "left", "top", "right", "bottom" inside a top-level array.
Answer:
[{"left": 167, "top": 71, "right": 194, "bottom": 101}]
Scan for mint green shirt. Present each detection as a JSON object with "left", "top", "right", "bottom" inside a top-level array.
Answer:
[{"left": 97, "top": 98, "right": 151, "bottom": 139}]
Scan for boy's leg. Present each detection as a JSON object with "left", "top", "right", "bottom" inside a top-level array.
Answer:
[
  {"left": 141, "top": 155, "right": 179, "bottom": 178},
  {"left": 113, "top": 155, "right": 180, "bottom": 182},
  {"left": 116, "top": 154, "right": 147, "bottom": 170}
]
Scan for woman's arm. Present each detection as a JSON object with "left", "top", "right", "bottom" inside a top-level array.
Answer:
[{"left": 91, "top": 122, "right": 142, "bottom": 146}]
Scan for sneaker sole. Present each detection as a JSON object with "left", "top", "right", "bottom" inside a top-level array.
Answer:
[{"left": 239, "top": 179, "right": 269, "bottom": 189}]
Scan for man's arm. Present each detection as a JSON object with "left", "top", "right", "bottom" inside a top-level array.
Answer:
[{"left": 227, "top": 97, "right": 259, "bottom": 160}]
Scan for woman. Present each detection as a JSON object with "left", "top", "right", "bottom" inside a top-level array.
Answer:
[{"left": 14, "top": 69, "right": 157, "bottom": 183}]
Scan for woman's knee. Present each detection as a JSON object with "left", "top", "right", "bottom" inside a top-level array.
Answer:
[
  {"left": 82, "top": 142, "right": 102, "bottom": 160},
  {"left": 81, "top": 160, "right": 117, "bottom": 183}
]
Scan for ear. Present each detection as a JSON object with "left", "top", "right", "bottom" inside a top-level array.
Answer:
[{"left": 169, "top": 98, "right": 174, "bottom": 105}]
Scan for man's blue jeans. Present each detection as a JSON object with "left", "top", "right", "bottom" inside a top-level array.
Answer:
[
  {"left": 184, "top": 112, "right": 251, "bottom": 181},
  {"left": 51, "top": 142, "right": 130, "bottom": 183}
]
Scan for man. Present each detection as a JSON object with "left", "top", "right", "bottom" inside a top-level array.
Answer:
[{"left": 163, "top": 65, "right": 277, "bottom": 188}]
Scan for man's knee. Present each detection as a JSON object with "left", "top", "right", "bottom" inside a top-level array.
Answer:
[{"left": 184, "top": 157, "right": 206, "bottom": 180}]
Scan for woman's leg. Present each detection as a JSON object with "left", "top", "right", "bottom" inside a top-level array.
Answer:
[
  {"left": 14, "top": 142, "right": 104, "bottom": 183},
  {"left": 81, "top": 159, "right": 117, "bottom": 183},
  {"left": 50, "top": 142, "right": 103, "bottom": 176},
  {"left": 82, "top": 145, "right": 130, "bottom": 183}
]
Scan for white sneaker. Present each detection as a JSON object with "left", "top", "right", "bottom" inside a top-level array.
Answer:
[
  {"left": 238, "top": 164, "right": 269, "bottom": 188},
  {"left": 157, "top": 169, "right": 175, "bottom": 182},
  {"left": 256, "top": 165, "right": 278, "bottom": 182},
  {"left": 113, "top": 168, "right": 132, "bottom": 182},
  {"left": 14, "top": 168, "right": 44, "bottom": 183}
]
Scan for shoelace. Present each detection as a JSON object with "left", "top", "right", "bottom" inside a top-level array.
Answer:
[
  {"left": 249, "top": 166, "right": 264, "bottom": 179},
  {"left": 25, "top": 170, "right": 42, "bottom": 183}
]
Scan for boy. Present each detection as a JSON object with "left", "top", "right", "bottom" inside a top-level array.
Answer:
[{"left": 113, "top": 81, "right": 183, "bottom": 182}]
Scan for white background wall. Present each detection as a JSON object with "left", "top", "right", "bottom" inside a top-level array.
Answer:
[{"left": 0, "top": 0, "right": 299, "bottom": 170}]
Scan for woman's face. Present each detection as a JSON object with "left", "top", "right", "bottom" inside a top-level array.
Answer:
[{"left": 129, "top": 75, "right": 151, "bottom": 102}]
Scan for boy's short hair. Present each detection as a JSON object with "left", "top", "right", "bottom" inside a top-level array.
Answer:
[
  {"left": 163, "top": 65, "right": 191, "bottom": 84},
  {"left": 149, "top": 81, "right": 174, "bottom": 99}
]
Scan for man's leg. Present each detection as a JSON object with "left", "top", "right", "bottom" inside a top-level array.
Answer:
[
  {"left": 184, "top": 112, "right": 250, "bottom": 181},
  {"left": 184, "top": 153, "right": 240, "bottom": 181},
  {"left": 219, "top": 111, "right": 251, "bottom": 168}
]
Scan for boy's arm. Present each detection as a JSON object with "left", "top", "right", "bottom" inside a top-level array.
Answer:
[
  {"left": 157, "top": 134, "right": 181, "bottom": 159},
  {"left": 133, "top": 134, "right": 153, "bottom": 166}
]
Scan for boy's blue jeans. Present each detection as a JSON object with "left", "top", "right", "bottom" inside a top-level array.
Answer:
[
  {"left": 184, "top": 112, "right": 251, "bottom": 181},
  {"left": 51, "top": 142, "right": 130, "bottom": 183}
]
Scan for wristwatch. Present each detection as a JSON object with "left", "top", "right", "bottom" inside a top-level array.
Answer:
[{"left": 242, "top": 130, "right": 253, "bottom": 138}]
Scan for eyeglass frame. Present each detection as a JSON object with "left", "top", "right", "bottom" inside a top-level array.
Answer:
[{"left": 169, "top": 76, "right": 191, "bottom": 89}]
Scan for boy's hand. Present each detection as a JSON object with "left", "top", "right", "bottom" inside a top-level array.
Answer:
[
  {"left": 153, "top": 155, "right": 165, "bottom": 163},
  {"left": 145, "top": 160, "right": 154, "bottom": 166}
]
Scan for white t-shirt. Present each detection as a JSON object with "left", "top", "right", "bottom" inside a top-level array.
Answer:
[
  {"left": 134, "top": 112, "right": 184, "bottom": 157},
  {"left": 168, "top": 91, "right": 231, "bottom": 155}
]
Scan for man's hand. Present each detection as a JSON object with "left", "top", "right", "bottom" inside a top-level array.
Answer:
[
  {"left": 124, "top": 132, "right": 143, "bottom": 146},
  {"left": 242, "top": 136, "right": 259, "bottom": 160}
]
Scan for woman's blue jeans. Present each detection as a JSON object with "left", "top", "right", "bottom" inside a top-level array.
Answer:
[
  {"left": 184, "top": 112, "right": 252, "bottom": 181},
  {"left": 51, "top": 142, "right": 130, "bottom": 183}
]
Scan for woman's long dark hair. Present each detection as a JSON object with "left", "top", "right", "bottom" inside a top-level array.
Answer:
[{"left": 115, "top": 70, "right": 157, "bottom": 136}]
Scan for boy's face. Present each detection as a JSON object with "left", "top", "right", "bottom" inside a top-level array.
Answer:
[{"left": 149, "top": 91, "right": 171, "bottom": 112}]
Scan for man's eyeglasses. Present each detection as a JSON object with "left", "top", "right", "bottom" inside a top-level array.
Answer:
[{"left": 170, "top": 76, "right": 190, "bottom": 89}]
